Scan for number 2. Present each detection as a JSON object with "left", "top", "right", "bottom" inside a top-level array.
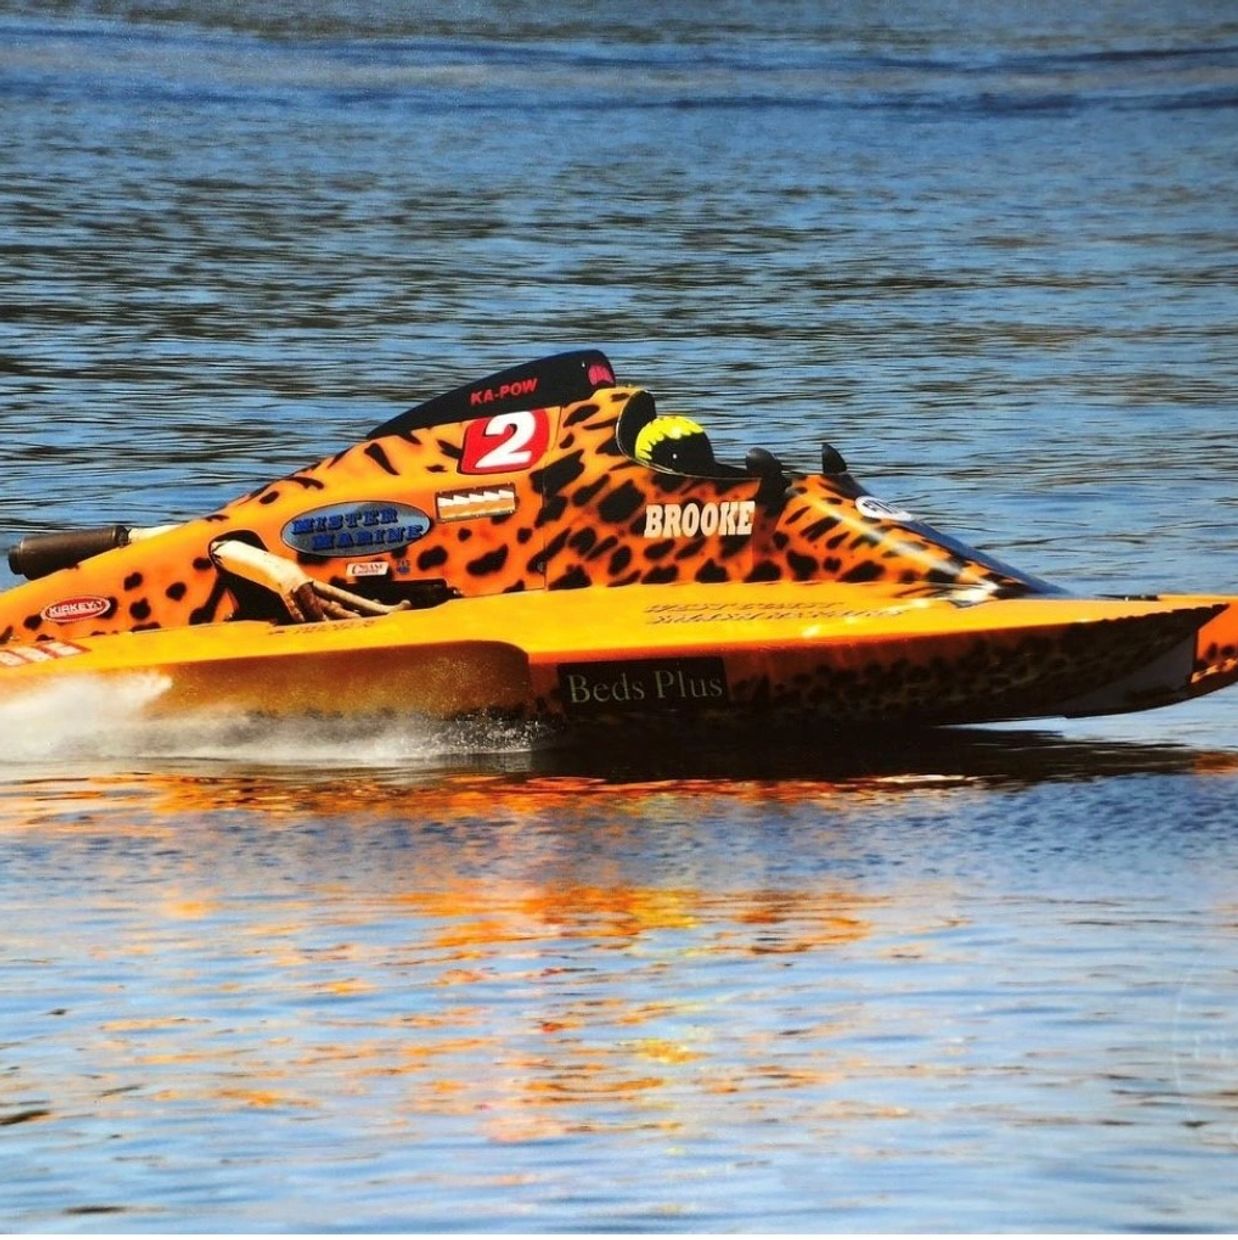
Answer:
[{"left": 460, "top": 409, "right": 550, "bottom": 474}]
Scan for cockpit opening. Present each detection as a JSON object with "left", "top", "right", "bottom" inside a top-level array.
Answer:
[{"left": 615, "top": 391, "right": 751, "bottom": 480}]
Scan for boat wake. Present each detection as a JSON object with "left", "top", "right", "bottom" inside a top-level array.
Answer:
[
  {"left": 2, "top": 674, "right": 1233, "bottom": 788},
  {"left": 0, "top": 675, "right": 544, "bottom": 769}
]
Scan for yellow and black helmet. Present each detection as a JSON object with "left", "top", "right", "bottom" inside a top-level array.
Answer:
[{"left": 633, "top": 414, "right": 716, "bottom": 474}]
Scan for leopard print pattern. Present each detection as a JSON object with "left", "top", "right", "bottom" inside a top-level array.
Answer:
[
  {"left": 0, "top": 385, "right": 1038, "bottom": 646},
  {"left": 528, "top": 606, "right": 1214, "bottom": 726}
]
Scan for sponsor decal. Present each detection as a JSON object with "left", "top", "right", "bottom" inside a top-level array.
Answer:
[
  {"left": 642, "top": 500, "right": 755, "bottom": 539},
  {"left": 460, "top": 409, "right": 551, "bottom": 474},
  {"left": 345, "top": 560, "right": 389, "bottom": 578},
  {"left": 41, "top": 595, "right": 113, "bottom": 624},
  {"left": 0, "top": 640, "right": 87, "bottom": 668},
  {"left": 558, "top": 657, "right": 729, "bottom": 715},
  {"left": 856, "top": 495, "right": 913, "bottom": 522},
  {"left": 644, "top": 601, "right": 913, "bottom": 625},
  {"left": 281, "top": 502, "right": 431, "bottom": 558},
  {"left": 435, "top": 483, "right": 518, "bottom": 523},
  {"left": 469, "top": 376, "right": 540, "bottom": 408}
]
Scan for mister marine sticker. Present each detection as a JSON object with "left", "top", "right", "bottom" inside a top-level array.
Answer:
[{"left": 281, "top": 502, "right": 431, "bottom": 557}]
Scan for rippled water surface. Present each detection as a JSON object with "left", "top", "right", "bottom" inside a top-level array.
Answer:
[{"left": 2, "top": 0, "right": 1237, "bottom": 1231}]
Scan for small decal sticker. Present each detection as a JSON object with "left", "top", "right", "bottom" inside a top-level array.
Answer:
[
  {"left": 345, "top": 561, "right": 389, "bottom": 578},
  {"left": 460, "top": 409, "right": 550, "bottom": 474},
  {"left": 281, "top": 502, "right": 431, "bottom": 558},
  {"left": 0, "top": 640, "right": 87, "bottom": 668},
  {"left": 642, "top": 500, "right": 755, "bottom": 539},
  {"left": 559, "top": 657, "right": 729, "bottom": 714},
  {"left": 435, "top": 483, "right": 518, "bottom": 523},
  {"left": 469, "top": 376, "right": 540, "bottom": 408},
  {"left": 644, "top": 601, "right": 912, "bottom": 624},
  {"left": 41, "top": 596, "right": 113, "bottom": 624},
  {"left": 856, "top": 495, "right": 913, "bottom": 522}
]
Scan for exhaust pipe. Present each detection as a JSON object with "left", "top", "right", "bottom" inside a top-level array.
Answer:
[{"left": 7, "top": 525, "right": 132, "bottom": 580}]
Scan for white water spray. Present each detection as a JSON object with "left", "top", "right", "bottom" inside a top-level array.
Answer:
[{"left": 0, "top": 675, "right": 543, "bottom": 768}]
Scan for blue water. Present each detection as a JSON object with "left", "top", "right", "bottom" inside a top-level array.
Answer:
[{"left": 1, "top": 1, "right": 1237, "bottom": 1231}]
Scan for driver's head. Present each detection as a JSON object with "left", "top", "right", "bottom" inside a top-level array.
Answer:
[{"left": 634, "top": 414, "right": 715, "bottom": 474}]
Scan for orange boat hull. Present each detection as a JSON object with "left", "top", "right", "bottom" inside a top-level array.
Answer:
[{"left": 1, "top": 581, "right": 1233, "bottom": 727}]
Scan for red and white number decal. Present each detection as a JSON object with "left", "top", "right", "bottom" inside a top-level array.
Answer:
[{"left": 460, "top": 409, "right": 551, "bottom": 475}]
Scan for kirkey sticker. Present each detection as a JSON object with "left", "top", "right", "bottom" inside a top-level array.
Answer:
[
  {"left": 435, "top": 483, "right": 518, "bottom": 523},
  {"left": 41, "top": 596, "right": 113, "bottom": 624}
]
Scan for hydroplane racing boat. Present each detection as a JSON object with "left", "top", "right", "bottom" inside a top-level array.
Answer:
[{"left": 2, "top": 351, "right": 1235, "bottom": 728}]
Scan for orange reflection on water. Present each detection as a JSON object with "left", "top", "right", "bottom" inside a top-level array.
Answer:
[
  {"left": 0, "top": 762, "right": 979, "bottom": 1148},
  {"left": 132, "top": 768, "right": 977, "bottom": 824}
]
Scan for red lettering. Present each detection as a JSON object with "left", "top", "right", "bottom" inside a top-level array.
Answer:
[{"left": 468, "top": 377, "right": 539, "bottom": 408}]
